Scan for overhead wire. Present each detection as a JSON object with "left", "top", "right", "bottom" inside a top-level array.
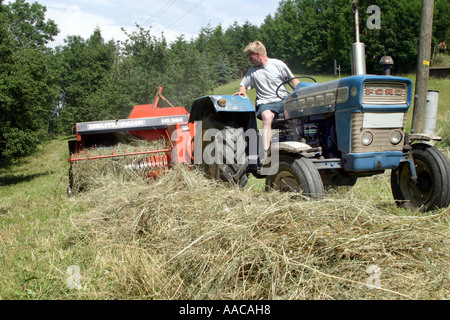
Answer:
[
  {"left": 164, "top": 0, "right": 205, "bottom": 31},
  {"left": 140, "top": 0, "right": 178, "bottom": 29}
]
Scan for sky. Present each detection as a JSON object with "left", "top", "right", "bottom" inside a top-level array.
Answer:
[{"left": 15, "top": 0, "right": 281, "bottom": 47}]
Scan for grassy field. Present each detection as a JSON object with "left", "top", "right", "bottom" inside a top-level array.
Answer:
[{"left": 0, "top": 74, "right": 449, "bottom": 300}]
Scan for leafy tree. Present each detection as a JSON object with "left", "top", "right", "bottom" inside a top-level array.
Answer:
[
  {"left": 258, "top": 0, "right": 448, "bottom": 74},
  {"left": 55, "top": 29, "right": 116, "bottom": 132},
  {"left": 0, "top": 0, "right": 59, "bottom": 160},
  {"left": 3, "top": 0, "right": 58, "bottom": 49},
  {"left": 116, "top": 25, "right": 215, "bottom": 110},
  {"left": 120, "top": 24, "right": 174, "bottom": 104},
  {"left": 260, "top": 0, "right": 302, "bottom": 70},
  {"left": 431, "top": 0, "right": 449, "bottom": 64},
  {"left": 357, "top": 0, "right": 422, "bottom": 74},
  {"left": 434, "top": 0, "right": 449, "bottom": 42}
]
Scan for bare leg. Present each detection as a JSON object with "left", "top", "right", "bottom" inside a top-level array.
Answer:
[{"left": 260, "top": 110, "right": 275, "bottom": 156}]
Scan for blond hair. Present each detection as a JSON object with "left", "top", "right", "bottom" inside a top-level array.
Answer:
[{"left": 244, "top": 41, "right": 267, "bottom": 56}]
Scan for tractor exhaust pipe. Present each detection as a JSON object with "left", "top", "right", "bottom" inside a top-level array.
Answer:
[{"left": 351, "top": 1, "right": 366, "bottom": 75}]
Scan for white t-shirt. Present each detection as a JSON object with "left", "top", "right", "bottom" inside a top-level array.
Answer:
[{"left": 240, "top": 58, "right": 295, "bottom": 105}]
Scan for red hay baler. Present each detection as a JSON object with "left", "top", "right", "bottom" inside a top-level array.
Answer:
[{"left": 67, "top": 87, "right": 196, "bottom": 195}]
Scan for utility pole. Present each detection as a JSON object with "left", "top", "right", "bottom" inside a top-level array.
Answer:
[
  {"left": 411, "top": 0, "right": 434, "bottom": 135},
  {"left": 112, "top": 40, "right": 120, "bottom": 76}
]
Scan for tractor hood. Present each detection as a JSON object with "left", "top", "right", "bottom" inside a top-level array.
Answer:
[
  {"left": 283, "top": 75, "right": 413, "bottom": 120},
  {"left": 189, "top": 95, "right": 255, "bottom": 122}
]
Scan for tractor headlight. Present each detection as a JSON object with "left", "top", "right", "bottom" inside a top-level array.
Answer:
[
  {"left": 361, "top": 131, "right": 373, "bottom": 146},
  {"left": 390, "top": 130, "right": 403, "bottom": 145}
]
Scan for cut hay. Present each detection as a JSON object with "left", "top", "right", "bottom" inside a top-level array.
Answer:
[
  {"left": 67, "top": 163, "right": 450, "bottom": 300},
  {"left": 70, "top": 133, "right": 169, "bottom": 193}
]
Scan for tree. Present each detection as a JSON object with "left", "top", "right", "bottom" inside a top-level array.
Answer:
[
  {"left": 0, "top": 0, "right": 59, "bottom": 160},
  {"left": 55, "top": 29, "right": 116, "bottom": 133},
  {"left": 358, "top": 0, "right": 422, "bottom": 74},
  {"left": 224, "top": 21, "right": 260, "bottom": 77},
  {"left": 3, "top": 0, "right": 58, "bottom": 49},
  {"left": 260, "top": 0, "right": 303, "bottom": 71},
  {"left": 259, "top": 0, "right": 448, "bottom": 74},
  {"left": 168, "top": 37, "right": 216, "bottom": 107},
  {"left": 0, "top": 48, "right": 58, "bottom": 158},
  {"left": 216, "top": 55, "right": 234, "bottom": 85}
]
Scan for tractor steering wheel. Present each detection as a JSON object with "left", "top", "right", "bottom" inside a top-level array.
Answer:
[{"left": 276, "top": 76, "right": 317, "bottom": 100}]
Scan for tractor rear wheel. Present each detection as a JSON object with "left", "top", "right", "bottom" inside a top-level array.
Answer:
[
  {"left": 265, "top": 155, "right": 325, "bottom": 199},
  {"left": 203, "top": 127, "right": 248, "bottom": 188},
  {"left": 391, "top": 143, "right": 450, "bottom": 212}
]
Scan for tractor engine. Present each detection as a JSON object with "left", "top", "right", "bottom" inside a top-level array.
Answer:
[{"left": 289, "top": 115, "right": 338, "bottom": 158}]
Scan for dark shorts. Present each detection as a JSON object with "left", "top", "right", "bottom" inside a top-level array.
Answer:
[{"left": 256, "top": 100, "right": 284, "bottom": 120}]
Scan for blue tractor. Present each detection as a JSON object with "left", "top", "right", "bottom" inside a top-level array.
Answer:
[{"left": 188, "top": 3, "right": 449, "bottom": 212}]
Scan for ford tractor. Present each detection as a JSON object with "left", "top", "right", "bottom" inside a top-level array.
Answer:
[{"left": 187, "top": 2, "right": 449, "bottom": 212}]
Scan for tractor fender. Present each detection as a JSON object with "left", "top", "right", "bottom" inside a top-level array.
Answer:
[
  {"left": 189, "top": 94, "right": 258, "bottom": 133},
  {"left": 270, "top": 141, "right": 312, "bottom": 155}
]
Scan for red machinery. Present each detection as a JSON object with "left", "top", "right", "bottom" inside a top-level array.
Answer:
[{"left": 68, "top": 87, "right": 195, "bottom": 193}]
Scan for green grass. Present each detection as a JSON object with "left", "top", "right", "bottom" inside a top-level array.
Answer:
[{"left": 0, "top": 137, "right": 90, "bottom": 299}]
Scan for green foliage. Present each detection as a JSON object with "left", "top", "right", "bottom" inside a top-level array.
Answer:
[
  {"left": 260, "top": 0, "right": 448, "bottom": 74},
  {"left": 432, "top": 0, "right": 449, "bottom": 42},
  {"left": 57, "top": 21, "right": 256, "bottom": 124},
  {"left": 0, "top": 1, "right": 58, "bottom": 160},
  {"left": 260, "top": 0, "right": 355, "bottom": 73},
  {"left": 54, "top": 29, "right": 116, "bottom": 132},
  {"left": 167, "top": 36, "right": 216, "bottom": 107},
  {"left": 357, "top": 0, "right": 422, "bottom": 74},
  {"left": 0, "top": 47, "right": 58, "bottom": 158},
  {"left": 223, "top": 21, "right": 260, "bottom": 77},
  {"left": 3, "top": 0, "right": 58, "bottom": 49}
]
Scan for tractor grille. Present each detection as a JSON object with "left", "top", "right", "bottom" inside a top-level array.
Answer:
[
  {"left": 351, "top": 113, "right": 406, "bottom": 153},
  {"left": 362, "top": 82, "right": 408, "bottom": 105}
]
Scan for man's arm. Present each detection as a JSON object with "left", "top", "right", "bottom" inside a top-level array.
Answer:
[{"left": 290, "top": 78, "right": 300, "bottom": 89}]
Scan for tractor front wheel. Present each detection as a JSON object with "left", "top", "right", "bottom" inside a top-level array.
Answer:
[
  {"left": 391, "top": 143, "right": 450, "bottom": 212},
  {"left": 265, "top": 155, "right": 325, "bottom": 199}
]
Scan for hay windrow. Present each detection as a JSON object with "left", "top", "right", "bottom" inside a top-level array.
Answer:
[
  {"left": 68, "top": 163, "right": 449, "bottom": 300},
  {"left": 70, "top": 133, "right": 169, "bottom": 193}
]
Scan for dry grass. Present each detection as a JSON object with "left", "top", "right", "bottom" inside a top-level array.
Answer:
[
  {"left": 67, "top": 163, "right": 450, "bottom": 300},
  {"left": 70, "top": 133, "right": 169, "bottom": 193}
]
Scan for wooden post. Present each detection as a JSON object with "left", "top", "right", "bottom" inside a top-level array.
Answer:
[
  {"left": 411, "top": 0, "right": 434, "bottom": 134},
  {"left": 111, "top": 40, "right": 120, "bottom": 76}
]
